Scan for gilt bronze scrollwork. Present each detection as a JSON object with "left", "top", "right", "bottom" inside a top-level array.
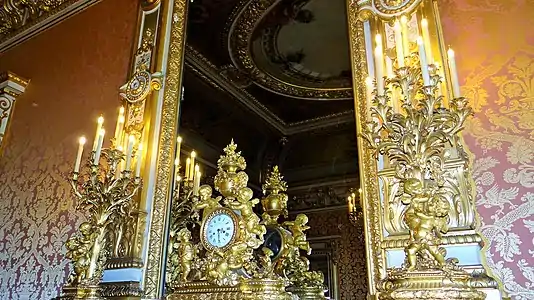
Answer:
[{"left": 361, "top": 48, "right": 485, "bottom": 299}]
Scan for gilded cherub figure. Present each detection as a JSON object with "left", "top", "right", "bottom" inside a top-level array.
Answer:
[
  {"left": 284, "top": 214, "right": 311, "bottom": 255},
  {"left": 194, "top": 185, "right": 221, "bottom": 217},
  {"left": 65, "top": 222, "right": 96, "bottom": 285},
  {"left": 227, "top": 187, "right": 266, "bottom": 247},
  {"left": 177, "top": 228, "right": 195, "bottom": 282},
  {"left": 402, "top": 178, "right": 451, "bottom": 271}
]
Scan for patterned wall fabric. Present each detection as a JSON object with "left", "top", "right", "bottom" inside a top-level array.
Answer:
[
  {"left": 0, "top": 0, "right": 137, "bottom": 298},
  {"left": 306, "top": 210, "right": 367, "bottom": 300},
  {"left": 440, "top": 1, "right": 534, "bottom": 299}
]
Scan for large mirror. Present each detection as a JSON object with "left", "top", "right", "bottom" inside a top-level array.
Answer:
[{"left": 166, "top": 0, "right": 368, "bottom": 297}]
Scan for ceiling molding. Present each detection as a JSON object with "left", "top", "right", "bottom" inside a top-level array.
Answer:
[
  {"left": 185, "top": 45, "right": 287, "bottom": 133},
  {"left": 184, "top": 45, "right": 355, "bottom": 136},
  {"left": 226, "top": 0, "right": 353, "bottom": 100},
  {"left": 0, "top": 0, "right": 101, "bottom": 53}
]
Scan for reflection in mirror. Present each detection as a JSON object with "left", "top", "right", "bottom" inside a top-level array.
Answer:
[{"left": 165, "top": 0, "right": 367, "bottom": 298}]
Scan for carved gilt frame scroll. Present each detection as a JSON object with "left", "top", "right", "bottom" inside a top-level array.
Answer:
[{"left": 128, "top": 0, "right": 189, "bottom": 298}]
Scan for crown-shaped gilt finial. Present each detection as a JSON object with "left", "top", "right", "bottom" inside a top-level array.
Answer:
[
  {"left": 217, "top": 139, "right": 246, "bottom": 172},
  {"left": 262, "top": 166, "right": 287, "bottom": 194}
]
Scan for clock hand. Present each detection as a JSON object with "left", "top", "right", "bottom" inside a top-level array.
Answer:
[{"left": 217, "top": 229, "right": 221, "bottom": 243}]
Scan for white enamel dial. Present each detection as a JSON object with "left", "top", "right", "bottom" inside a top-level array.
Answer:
[{"left": 205, "top": 213, "right": 235, "bottom": 248}]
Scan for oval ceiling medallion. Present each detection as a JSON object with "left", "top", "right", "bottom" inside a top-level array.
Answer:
[{"left": 227, "top": 0, "right": 353, "bottom": 100}]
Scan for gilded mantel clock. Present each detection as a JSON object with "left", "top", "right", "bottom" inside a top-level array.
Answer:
[{"left": 200, "top": 207, "right": 240, "bottom": 250}]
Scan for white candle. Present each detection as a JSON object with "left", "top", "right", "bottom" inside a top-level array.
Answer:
[
  {"left": 93, "top": 129, "right": 105, "bottom": 165},
  {"left": 92, "top": 116, "right": 104, "bottom": 152},
  {"left": 113, "top": 111, "right": 124, "bottom": 147},
  {"left": 393, "top": 20, "right": 405, "bottom": 67},
  {"left": 193, "top": 166, "right": 200, "bottom": 196},
  {"left": 125, "top": 135, "right": 135, "bottom": 171},
  {"left": 421, "top": 18, "right": 433, "bottom": 64},
  {"left": 400, "top": 16, "right": 410, "bottom": 56},
  {"left": 189, "top": 151, "right": 196, "bottom": 179},
  {"left": 374, "top": 46, "right": 385, "bottom": 95},
  {"left": 175, "top": 136, "right": 182, "bottom": 165},
  {"left": 135, "top": 144, "right": 143, "bottom": 177},
  {"left": 365, "top": 76, "right": 373, "bottom": 118},
  {"left": 417, "top": 37, "right": 431, "bottom": 86},
  {"left": 375, "top": 34, "right": 382, "bottom": 47},
  {"left": 173, "top": 174, "right": 181, "bottom": 193},
  {"left": 348, "top": 196, "right": 353, "bottom": 212},
  {"left": 185, "top": 158, "right": 191, "bottom": 180},
  {"left": 116, "top": 145, "right": 124, "bottom": 177},
  {"left": 194, "top": 164, "right": 200, "bottom": 182},
  {"left": 74, "top": 136, "right": 86, "bottom": 173},
  {"left": 174, "top": 158, "right": 180, "bottom": 177},
  {"left": 447, "top": 48, "right": 461, "bottom": 98}
]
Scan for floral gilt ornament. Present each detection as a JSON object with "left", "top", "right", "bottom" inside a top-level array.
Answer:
[{"left": 362, "top": 52, "right": 486, "bottom": 299}]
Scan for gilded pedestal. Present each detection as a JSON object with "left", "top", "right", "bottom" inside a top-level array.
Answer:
[
  {"left": 167, "top": 279, "right": 290, "bottom": 300},
  {"left": 379, "top": 269, "right": 486, "bottom": 300},
  {"left": 55, "top": 285, "right": 103, "bottom": 300}
]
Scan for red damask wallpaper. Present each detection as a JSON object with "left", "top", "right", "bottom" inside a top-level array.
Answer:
[
  {"left": 307, "top": 211, "right": 367, "bottom": 300},
  {"left": 0, "top": 0, "right": 138, "bottom": 298},
  {"left": 440, "top": 1, "right": 534, "bottom": 299}
]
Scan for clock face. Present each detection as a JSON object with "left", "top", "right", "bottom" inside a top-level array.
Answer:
[{"left": 205, "top": 212, "right": 236, "bottom": 248}]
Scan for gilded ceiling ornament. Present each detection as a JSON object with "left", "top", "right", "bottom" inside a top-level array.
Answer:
[
  {"left": 226, "top": 0, "right": 353, "bottom": 100},
  {"left": 0, "top": 0, "right": 65, "bottom": 38}
]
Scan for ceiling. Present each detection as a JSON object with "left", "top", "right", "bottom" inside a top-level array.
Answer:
[
  {"left": 186, "top": 0, "right": 354, "bottom": 126},
  {"left": 183, "top": 0, "right": 360, "bottom": 195}
]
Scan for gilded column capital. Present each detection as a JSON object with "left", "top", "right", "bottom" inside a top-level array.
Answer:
[{"left": 0, "top": 71, "right": 29, "bottom": 149}]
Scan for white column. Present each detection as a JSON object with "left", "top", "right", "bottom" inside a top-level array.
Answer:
[{"left": 0, "top": 72, "right": 29, "bottom": 148}]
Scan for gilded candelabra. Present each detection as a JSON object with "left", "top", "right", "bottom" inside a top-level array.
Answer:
[
  {"left": 347, "top": 188, "right": 363, "bottom": 228},
  {"left": 362, "top": 38, "right": 485, "bottom": 299},
  {"left": 57, "top": 111, "right": 143, "bottom": 300},
  {"left": 166, "top": 141, "right": 202, "bottom": 286}
]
